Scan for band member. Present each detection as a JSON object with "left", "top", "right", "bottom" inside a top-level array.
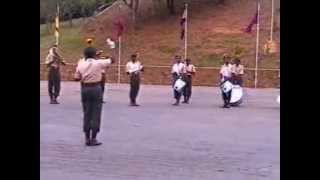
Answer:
[
  {"left": 219, "top": 55, "right": 233, "bottom": 82},
  {"left": 231, "top": 58, "right": 244, "bottom": 86},
  {"left": 45, "top": 44, "right": 66, "bottom": 104},
  {"left": 74, "top": 47, "right": 114, "bottom": 146},
  {"left": 171, "top": 55, "right": 186, "bottom": 106},
  {"left": 126, "top": 54, "right": 144, "bottom": 106},
  {"left": 182, "top": 58, "right": 196, "bottom": 104},
  {"left": 219, "top": 55, "right": 233, "bottom": 108}
]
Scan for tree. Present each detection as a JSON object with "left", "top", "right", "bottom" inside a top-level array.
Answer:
[
  {"left": 122, "top": 0, "right": 139, "bottom": 27},
  {"left": 166, "top": 0, "right": 175, "bottom": 14}
]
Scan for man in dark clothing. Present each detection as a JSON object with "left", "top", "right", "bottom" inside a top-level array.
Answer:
[
  {"left": 45, "top": 45, "right": 66, "bottom": 104},
  {"left": 74, "top": 47, "right": 114, "bottom": 146},
  {"left": 182, "top": 58, "right": 196, "bottom": 104},
  {"left": 126, "top": 54, "right": 144, "bottom": 106}
]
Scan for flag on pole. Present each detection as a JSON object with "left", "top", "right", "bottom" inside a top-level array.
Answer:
[
  {"left": 55, "top": 4, "right": 60, "bottom": 45},
  {"left": 180, "top": 7, "right": 187, "bottom": 40},
  {"left": 245, "top": 10, "right": 258, "bottom": 33},
  {"left": 113, "top": 20, "right": 124, "bottom": 40}
]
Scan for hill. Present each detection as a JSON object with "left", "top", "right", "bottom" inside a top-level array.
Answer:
[{"left": 40, "top": 0, "right": 280, "bottom": 87}]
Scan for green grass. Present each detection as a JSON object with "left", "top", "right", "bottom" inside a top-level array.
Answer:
[
  {"left": 40, "top": 21, "right": 85, "bottom": 62},
  {"left": 197, "top": 53, "right": 223, "bottom": 67}
]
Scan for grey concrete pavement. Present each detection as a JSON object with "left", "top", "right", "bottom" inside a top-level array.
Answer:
[{"left": 40, "top": 81, "right": 280, "bottom": 180}]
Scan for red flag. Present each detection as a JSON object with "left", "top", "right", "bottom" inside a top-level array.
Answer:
[
  {"left": 245, "top": 11, "right": 258, "bottom": 33},
  {"left": 180, "top": 8, "right": 187, "bottom": 40},
  {"left": 113, "top": 20, "right": 124, "bottom": 40}
]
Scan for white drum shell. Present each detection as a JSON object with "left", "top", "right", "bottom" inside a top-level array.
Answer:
[{"left": 174, "top": 79, "right": 186, "bottom": 92}]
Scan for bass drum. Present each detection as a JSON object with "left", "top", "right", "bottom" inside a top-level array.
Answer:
[{"left": 230, "top": 85, "right": 243, "bottom": 106}]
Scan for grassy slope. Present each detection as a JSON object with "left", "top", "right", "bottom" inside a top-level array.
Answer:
[{"left": 40, "top": 0, "right": 280, "bottom": 69}]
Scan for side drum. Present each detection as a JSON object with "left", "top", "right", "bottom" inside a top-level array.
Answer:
[{"left": 230, "top": 85, "right": 243, "bottom": 106}]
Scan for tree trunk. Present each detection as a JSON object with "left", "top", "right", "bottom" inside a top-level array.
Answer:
[
  {"left": 167, "top": 0, "right": 175, "bottom": 15},
  {"left": 133, "top": 0, "right": 139, "bottom": 29},
  {"left": 69, "top": 13, "right": 73, "bottom": 27}
]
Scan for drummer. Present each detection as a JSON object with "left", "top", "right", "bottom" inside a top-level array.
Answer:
[
  {"left": 171, "top": 55, "right": 186, "bottom": 106},
  {"left": 231, "top": 58, "right": 244, "bottom": 86},
  {"left": 219, "top": 55, "right": 233, "bottom": 83},
  {"left": 219, "top": 55, "right": 233, "bottom": 108}
]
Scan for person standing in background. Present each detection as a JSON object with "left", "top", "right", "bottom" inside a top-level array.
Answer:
[
  {"left": 182, "top": 58, "right": 196, "bottom": 104},
  {"left": 171, "top": 55, "right": 186, "bottom": 106},
  {"left": 45, "top": 44, "right": 66, "bottom": 104},
  {"left": 231, "top": 58, "right": 244, "bottom": 86},
  {"left": 126, "top": 54, "right": 144, "bottom": 106}
]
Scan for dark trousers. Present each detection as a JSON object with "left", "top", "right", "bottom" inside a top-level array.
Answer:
[
  {"left": 130, "top": 74, "right": 140, "bottom": 104},
  {"left": 172, "top": 74, "right": 182, "bottom": 101},
  {"left": 48, "top": 68, "right": 61, "bottom": 99},
  {"left": 183, "top": 75, "right": 192, "bottom": 101},
  {"left": 101, "top": 74, "right": 106, "bottom": 95},
  {"left": 222, "top": 90, "right": 232, "bottom": 105},
  {"left": 232, "top": 76, "right": 243, "bottom": 86},
  {"left": 81, "top": 84, "right": 103, "bottom": 133}
]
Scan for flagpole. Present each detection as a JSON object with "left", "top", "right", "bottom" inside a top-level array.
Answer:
[
  {"left": 184, "top": 3, "right": 188, "bottom": 60},
  {"left": 270, "top": 0, "right": 274, "bottom": 41},
  {"left": 118, "top": 36, "right": 121, "bottom": 84},
  {"left": 56, "top": 3, "right": 60, "bottom": 46},
  {"left": 254, "top": 1, "right": 261, "bottom": 88}
]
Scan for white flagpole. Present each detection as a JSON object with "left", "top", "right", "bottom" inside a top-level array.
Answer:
[
  {"left": 184, "top": 3, "right": 188, "bottom": 60},
  {"left": 56, "top": 3, "right": 60, "bottom": 46},
  {"left": 118, "top": 36, "right": 121, "bottom": 84},
  {"left": 254, "top": 1, "right": 261, "bottom": 88},
  {"left": 270, "top": 0, "right": 274, "bottom": 41}
]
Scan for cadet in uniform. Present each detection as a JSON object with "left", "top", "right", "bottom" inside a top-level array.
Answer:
[
  {"left": 231, "top": 58, "right": 244, "bottom": 86},
  {"left": 171, "top": 55, "right": 186, "bottom": 106},
  {"left": 126, "top": 54, "right": 144, "bottom": 106},
  {"left": 182, "top": 58, "right": 196, "bottom": 104},
  {"left": 74, "top": 47, "right": 114, "bottom": 146},
  {"left": 219, "top": 55, "right": 233, "bottom": 108},
  {"left": 45, "top": 44, "right": 66, "bottom": 104}
]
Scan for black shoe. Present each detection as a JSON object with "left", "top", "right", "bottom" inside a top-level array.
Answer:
[
  {"left": 222, "top": 104, "right": 230, "bottom": 108},
  {"left": 172, "top": 101, "right": 179, "bottom": 106},
  {"left": 85, "top": 138, "right": 91, "bottom": 146},
  {"left": 90, "top": 139, "right": 102, "bottom": 146},
  {"left": 130, "top": 103, "right": 140, "bottom": 106}
]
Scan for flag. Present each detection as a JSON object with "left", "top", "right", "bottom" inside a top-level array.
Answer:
[
  {"left": 245, "top": 10, "right": 258, "bottom": 33},
  {"left": 55, "top": 4, "right": 60, "bottom": 44},
  {"left": 180, "top": 7, "right": 187, "bottom": 40},
  {"left": 113, "top": 20, "right": 124, "bottom": 40}
]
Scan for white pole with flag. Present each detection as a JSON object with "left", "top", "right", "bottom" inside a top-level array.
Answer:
[
  {"left": 55, "top": 3, "right": 60, "bottom": 46},
  {"left": 184, "top": 3, "right": 188, "bottom": 60},
  {"left": 118, "top": 36, "right": 121, "bottom": 84},
  {"left": 254, "top": 1, "right": 261, "bottom": 88}
]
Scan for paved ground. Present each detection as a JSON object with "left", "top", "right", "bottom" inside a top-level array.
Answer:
[{"left": 40, "top": 81, "right": 280, "bottom": 180}]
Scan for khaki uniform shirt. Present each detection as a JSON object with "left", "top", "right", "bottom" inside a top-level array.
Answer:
[
  {"left": 45, "top": 48, "right": 64, "bottom": 69},
  {"left": 185, "top": 64, "right": 196, "bottom": 76},
  {"left": 231, "top": 64, "right": 244, "bottom": 75},
  {"left": 74, "top": 58, "right": 112, "bottom": 83}
]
